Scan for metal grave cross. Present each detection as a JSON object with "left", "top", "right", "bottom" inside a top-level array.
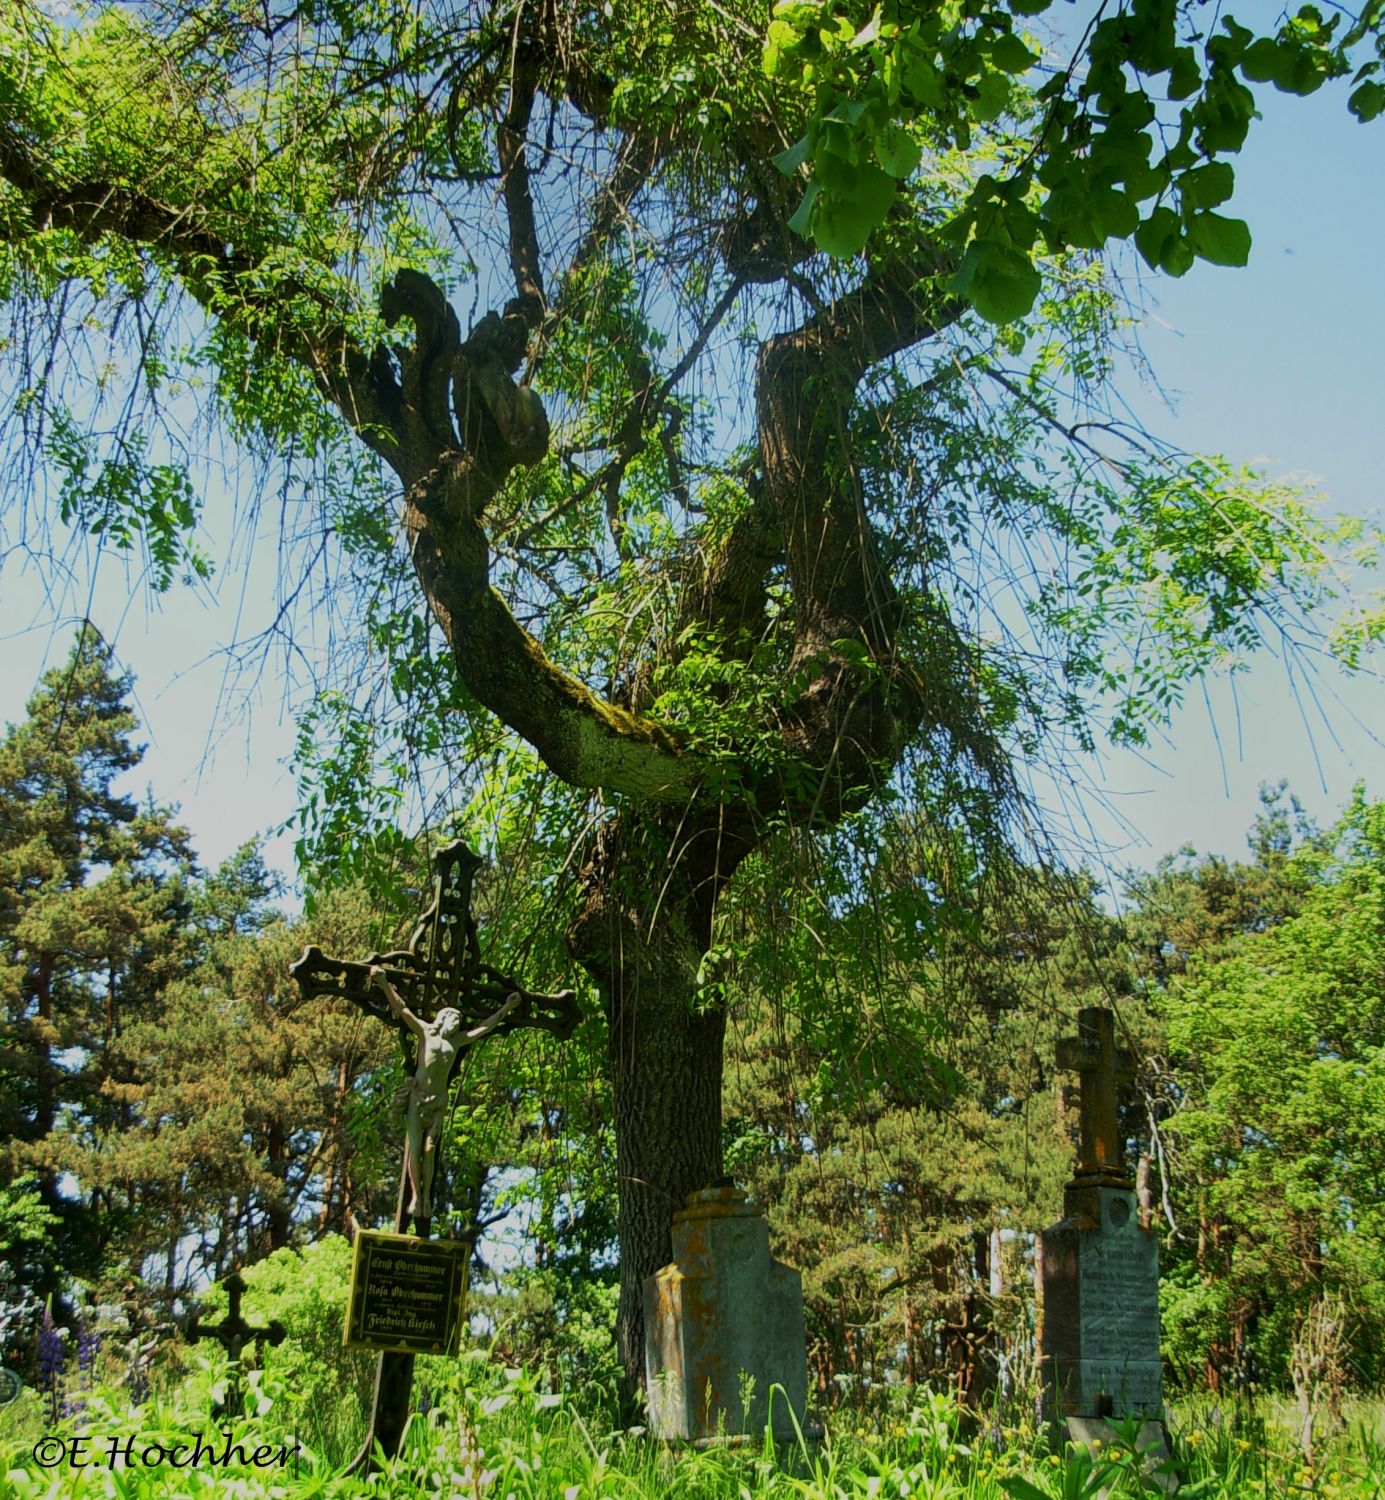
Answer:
[
  {"left": 187, "top": 1271, "right": 286, "bottom": 1417},
  {"left": 288, "top": 839, "right": 581, "bottom": 1470},
  {"left": 1056, "top": 1007, "right": 1137, "bottom": 1187}
]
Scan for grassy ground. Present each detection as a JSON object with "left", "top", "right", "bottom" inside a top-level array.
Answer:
[{"left": 2, "top": 1354, "right": 1382, "bottom": 1498}]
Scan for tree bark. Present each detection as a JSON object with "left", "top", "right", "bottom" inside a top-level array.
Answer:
[{"left": 568, "top": 814, "right": 746, "bottom": 1385}]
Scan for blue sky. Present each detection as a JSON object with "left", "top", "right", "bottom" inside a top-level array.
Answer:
[{"left": 3, "top": 78, "right": 1381, "bottom": 893}]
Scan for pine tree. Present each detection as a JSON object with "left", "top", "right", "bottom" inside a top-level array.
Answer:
[{"left": 0, "top": 625, "right": 192, "bottom": 1300}]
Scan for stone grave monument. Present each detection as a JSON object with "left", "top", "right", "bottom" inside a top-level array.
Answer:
[
  {"left": 644, "top": 1182, "right": 812, "bottom": 1444},
  {"left": 291, "top": 841, "right": 580, "bottom": 1472},
  {"left": 1037, "top": 1007, "right": 1173, "bottom": 1484}
]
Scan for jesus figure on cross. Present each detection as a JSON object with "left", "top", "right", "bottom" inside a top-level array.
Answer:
[{"left": 368, "top": 965, "right": 521, "bottom": 1220}]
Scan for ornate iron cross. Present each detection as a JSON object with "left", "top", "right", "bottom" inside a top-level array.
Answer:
[
  {"left": 290, "top": 841, "right": 580, "bottom": 1060},
  {"left": 1056, "top": 1007, "right": 1136, "bottom": 1187},
  {"left": 187, "top": 1271, "right": 285, "bottom": 1417},
  {"left": 287, "top": 839, "right": 580, "bottom": 1473}
]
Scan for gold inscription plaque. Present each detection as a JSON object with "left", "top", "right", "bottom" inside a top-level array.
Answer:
[{"left": 343, "top": 1230, "right": 471, "bottom": 1355}]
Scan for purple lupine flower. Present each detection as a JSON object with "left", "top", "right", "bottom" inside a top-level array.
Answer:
[
  {"left": 60, "top": 1311, "right": 100, "bottom": 1423},
  {"left": 77, "top": 1316, "right": 100, "bottom": 1386},
  {"left": 37, "top": 1303, "right": 65, "bottom": 1424}
]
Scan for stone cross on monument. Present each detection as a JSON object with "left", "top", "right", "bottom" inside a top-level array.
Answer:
[
  {"left": 1056, "top": 1008, "right": 1137, "bottom": 1186},
  {"left": 187, "top": 1271, "right": 286, "bottom": 1417},
  {"left": 1038, "top": 1007, "right": 1174, "bottom": 1490},
  {"left": 290, "top": 840, "right": 581, "bottom": 1471}
]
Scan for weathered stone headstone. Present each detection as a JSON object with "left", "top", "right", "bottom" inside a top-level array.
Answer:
[
  {"left": 290, "top": 841, "right": 580, "bottom": 1472},
  {"left": 1037, "top": 1008, "right": 1173, "bottom": 1487},
  {"left": 644, "top": 1183, "right": 811, "bottom": 1443}
]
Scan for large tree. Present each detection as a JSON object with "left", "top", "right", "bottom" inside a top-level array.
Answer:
[
  {"left": 0, "top": 626, "right": 193, "bottom": 1300},
  {"left": 0, "top": 0, "right": 1376, "bottom": 1379}
]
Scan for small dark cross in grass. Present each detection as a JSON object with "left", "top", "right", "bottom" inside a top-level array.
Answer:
[
  {"left": 290, "top": 840, "right": 581, "bottom": 1472},
  {"left": 187, "top": 1271, "right": 286, "bottom": 1418}
]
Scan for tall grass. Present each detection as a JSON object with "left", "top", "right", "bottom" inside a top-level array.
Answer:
[{"left": 1, "top": 1351, "right": 1382, "bottom": 1498}]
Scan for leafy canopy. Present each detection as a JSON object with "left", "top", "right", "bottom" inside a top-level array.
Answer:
[{"left": 765, "top": 1, "right": 1385, "bottom": 319}]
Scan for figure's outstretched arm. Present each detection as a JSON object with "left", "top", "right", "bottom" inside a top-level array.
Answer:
[
  {"left": 368, "top": 966, "right": 426, "bottom": 1038},
  {"left": 461, "top": 991, "right": 522, "bottom": 1044}
]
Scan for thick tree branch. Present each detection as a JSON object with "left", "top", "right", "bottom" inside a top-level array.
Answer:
[
  {"left": 0, "top": 129, "right": 702, "bottom": 802},
  {"left": 759, "top": 257, "right": 964, "bottom": 655},
  {"left": 750, "top": 256, "right": 968, "bottom": 817},
  {"left": 497, "top": 39, "right": 545, "bottom": 326}
]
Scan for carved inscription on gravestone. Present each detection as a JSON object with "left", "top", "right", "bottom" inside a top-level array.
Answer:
[
  {"left": 1040, "top": 1186, "right": 1162, "bottom": 1418},
  {"left": 344, "top": 1231, "right": 471, "bottom": 1356},
  {"left": 1078, "top": 1189, "right": 1161, "bottom": 1410}
]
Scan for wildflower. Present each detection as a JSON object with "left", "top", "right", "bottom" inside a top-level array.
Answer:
[
  {"left": 37, "top": 1304, "right": 65, "bottom": 1423},
  {"left": 76, "top": 1317, "right": 100, "bottom": 1386},
  {"left": 1236, "top": 1438, "right": 1252, "bottom": 1453},
  {"left": 563, "top": 1488, "right": 579, "bottom": 1500},
  {"left": 1048, "top": 1454, "right": 1061, "bottom": 1467}
]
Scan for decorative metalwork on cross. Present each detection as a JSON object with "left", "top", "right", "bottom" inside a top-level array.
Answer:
[
  {"left": 187, "top": 1271, "right": 285, "bottom": 1417},
  {"left": 287, "top": 839, "right": 581, "bottom": 1473},
  {"left": 1056, "top": 1007, "right": 1136, "bottom": 1187},
  {"left": 291, "top": 841, "right": 580, "bottom": 1052}
]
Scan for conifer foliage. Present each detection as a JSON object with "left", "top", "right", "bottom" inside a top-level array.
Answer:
[{"left": 0, "top": 626, "right": 192, "bottom": 1301}]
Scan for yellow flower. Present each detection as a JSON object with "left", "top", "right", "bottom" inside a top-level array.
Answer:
[
  {"left": 1236, "top": 1439, "right": 1252, "bottom": 1453},
  {"left": 1048, "top": 1455, "right": 1061, "bottom": 1467}
]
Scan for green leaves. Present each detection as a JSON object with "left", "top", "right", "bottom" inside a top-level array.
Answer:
[
  {"left": 874, "top": 123, "right": 921, "bottom": 179},
  {"left": 813, "top": 165, "right": 898, "bottom": 257},
  {"left": 765, "top": 0, "right": 1384, "bottom": 321},
  {"left": 46, "top": 409, "right": 214, "bottom": 591},
  {"left": 1186, "top": 210, "right": 1252, "bottom": 267},
  {"left": 951, "top": 240, "right": 1041, "bottom": 325},
  {"left": 1350, "top": 79, "right": 1385, "bottom": 120}
]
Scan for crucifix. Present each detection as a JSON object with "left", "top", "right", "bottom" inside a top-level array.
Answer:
[
  {"left": 187, "top": 1271, "right": 286, "bottom": 1417},
  {"left": 289, "top": 840, "right": 580, "bottom": 1471},
  {"left": 1055, "top": 1006, "right": 1136, "bottom": 1188}
]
